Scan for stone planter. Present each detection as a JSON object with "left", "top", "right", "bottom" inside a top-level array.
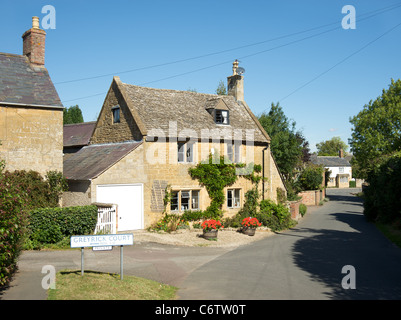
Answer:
[
  {"left": 241, "top": 227, "right": 256, "bottom": 236},
  {"left": 202, "top": 229, "right": 218, "bottom": 240}
]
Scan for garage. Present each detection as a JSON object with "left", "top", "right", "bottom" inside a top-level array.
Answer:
[{"left": 96, "top": 184, "right": 144, "bottom": 231}]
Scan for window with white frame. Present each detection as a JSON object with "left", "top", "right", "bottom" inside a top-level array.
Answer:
[
  {"left": 227, "top": 142, "right": 241, "bottom": 163},
  {"left": 339, "top": 167, "right": 344, "bottom": 173},
  {"left": 170, "top": 190, "right": 200, "bottom": 212},
  {"left": 215, "top": 109, "right": 229, "bottom": 125},
  {"left": 177, "top": 141, "right": 194, "bottom": 163},
  {"left": 227, "top": 189, "right": 241, "bottom": 208}
]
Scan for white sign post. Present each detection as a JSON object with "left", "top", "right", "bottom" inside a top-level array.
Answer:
[{"left": 70, "top": 234, "right": 134, "bottom": 280}]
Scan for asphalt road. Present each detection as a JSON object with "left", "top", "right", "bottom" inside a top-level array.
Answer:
[
  {"left": 2, "top": 188, "right": 401, "bottom": 300},
  {"left": 177, "top": 188, "right": 401, "bottom": 300}
]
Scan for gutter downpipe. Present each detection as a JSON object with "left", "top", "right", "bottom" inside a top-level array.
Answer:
[{"left": 262, "top": 145, "right": 268, "bottom": 201}]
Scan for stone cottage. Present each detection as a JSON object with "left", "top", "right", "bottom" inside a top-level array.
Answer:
[
  {"left": 0, "top": 17, "right": 63, "bottom": 176},
  {"left": 63, "top": 61, "right": 286, "bottom": 231}
]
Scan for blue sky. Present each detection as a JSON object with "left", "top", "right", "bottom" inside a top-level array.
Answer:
[{"left": 2, "top": 0, "right": 401, "bottom": 152}]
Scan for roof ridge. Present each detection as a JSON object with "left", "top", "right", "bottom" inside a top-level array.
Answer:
[
  {"left": 63, "top": 121, "right": 96, "bottom": 127},
  {"left": 0, "top": 52, "right": 25, "bottom": 58},
  {"left": 122, "top": 82, "right": 228, "bottom": 98},
  {"left": 87, "top": 140, "right": 143, "bottom": 148}
]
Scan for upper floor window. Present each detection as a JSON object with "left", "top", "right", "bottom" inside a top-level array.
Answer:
[
  {"left": 178, "top": 141, "right": 194, "bottom": 163},
  {"left": 215, "top": 109, "right": 229, "bottom": 125},
  {"left": 227, "top": 142, "right": 241, "bottom": 163},
  {"left": 112, "top": 105, "right": 120, "bottom": 124}
]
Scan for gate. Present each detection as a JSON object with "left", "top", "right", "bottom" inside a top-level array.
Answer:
[{"left": 94, "top": 204, "right": 117, "bottom": 234}]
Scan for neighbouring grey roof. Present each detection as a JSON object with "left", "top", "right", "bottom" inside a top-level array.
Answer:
[
  {"left": 122, "top": 83, "right": 269, "bottom": 143},
  {"left": 64, "top": 122, "right": 96, "bottom": 147},
  {"left": 311, "top": 154, "right": 351, "bottom": 167},
  {"left": 0, "top": 52, "right": 63, "bottom": 107},
  {"left": 63, "top": 141, "right": 142, "bottom": 180}
]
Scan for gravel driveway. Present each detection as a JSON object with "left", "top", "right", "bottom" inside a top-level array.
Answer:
[{"left": 132, "top": 228, "right": 275, "bottom": 248}]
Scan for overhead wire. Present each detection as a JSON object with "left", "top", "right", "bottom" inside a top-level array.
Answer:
[
  {"left": 278, "top": 20, "right": 401, "bottom": 103},
  {"left": 58, "top": 2, "right": 401, "bottom": 104}
]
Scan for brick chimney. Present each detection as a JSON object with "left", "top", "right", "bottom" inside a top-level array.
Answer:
[
  {"left": 22, "top": 17, "right": 46, "bottom": 66},
  {"left": 227, "top": 60, "right": 244, "bottom": 102},
  {"left": 339, "top": 149, "right": 344, "bottom": 158}
]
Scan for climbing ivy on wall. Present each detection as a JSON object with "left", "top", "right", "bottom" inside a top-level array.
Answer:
[{"left": 188, "top": 154, "right": 263, "bottom": 219}]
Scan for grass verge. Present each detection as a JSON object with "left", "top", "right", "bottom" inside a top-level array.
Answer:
[
  {"left": 47, "top": 270, "right": 177, "bottom": 300},
  {"left": 375, "top": 222, "right": 401, "bottom": 249}
]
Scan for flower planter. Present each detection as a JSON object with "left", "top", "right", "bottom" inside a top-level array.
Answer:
[
  {"left": 241, "top": 217, "right": 261, "bottom": 236},
  {"left": 203, "top": 229, "right": 218, "bottom": 240},
  {"left": 241, "top": 227, "right": 256, "bottom": 236}
]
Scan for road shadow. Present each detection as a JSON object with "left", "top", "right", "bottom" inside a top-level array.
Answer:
[
  {"left": 290, "top": 194, "right": 401, "bottom": 300},
  {"left": 325, "top": 189, "right": 364, "bottom": 207}
]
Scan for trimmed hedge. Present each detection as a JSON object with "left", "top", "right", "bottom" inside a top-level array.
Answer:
[
  {"left": 28, "top": 205, "right": 98, "bottom": 244},
  {"left": 364, "top": 152, "right": 401, "bottom": 223}
]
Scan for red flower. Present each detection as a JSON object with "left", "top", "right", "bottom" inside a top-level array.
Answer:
[
  {"left": 241, "top": 217, "right": 261, "bottom": 228},
  {"left": 202, "top": 219, "right": 224, "bottom": 231}
]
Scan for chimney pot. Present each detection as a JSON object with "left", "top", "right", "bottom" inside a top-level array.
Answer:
[
  {"left": 32, "top": 16, "right": 40, "bottom": 29},
  {"left": 227, "top": 60, "right": 244, "bottom": 102},
  {"left": 232, "top": 59, "right": 239, "bottom": 75},
  {"left": 22, "top": 17, "right": 46, "bottom": 66}
]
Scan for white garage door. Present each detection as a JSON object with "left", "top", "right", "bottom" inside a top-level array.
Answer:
[{"left": 96, "top": 184, "right": 143, "bottom": 231}]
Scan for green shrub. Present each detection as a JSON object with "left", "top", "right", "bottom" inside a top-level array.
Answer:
[
  {"left": 276, "top": 187, "right": 287, "bottom": 204},
  {"left": 298, "top": 164, "right": 324, "bottom": 191},
  {"left": 0, "top": 169, "right": 29, "bottom": 286},
  {"left": 28, "top": 206, "right": 98, "bottom": 245},
  {"left": 299, "top": 203, "right": 307, "bottom": 216},
  {"left": 181, "top": 210, "right": 209, "bottom": 221},
  {"left": 237, "top": 186, "right": 259, "bottom": 217},
  {"left": 148, "top": 213, "right": 188, "bottom": 233},
  {"left": 4, "top": 169, "right": 67, "bottom": 210},
  {"left": 364, "top": 151, "right": 401, "bottom": 223},
  {"left": 257, "top": 200, "right": 296, "bottom": 231},
  {"left": 222, "top": 215, "right": 243, "bottom": 228}
]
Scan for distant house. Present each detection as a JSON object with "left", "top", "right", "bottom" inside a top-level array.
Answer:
[
  {"left": 0, "top": 17, "right": 63, "bottom": 176},
  {"left": 63, "top": 61, "right": 286, "bottom": 231},
  {"left": 311, "top": 150, "right": 352, "bottom": 188}
]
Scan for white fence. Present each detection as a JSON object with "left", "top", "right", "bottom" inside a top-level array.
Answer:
[{"left": 94, "top": 204, "right": 117, "bottom": 234}]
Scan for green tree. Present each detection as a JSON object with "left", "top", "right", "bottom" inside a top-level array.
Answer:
[
  {"left": 316, "top": 136, "right": 349, "bottom": 156},
  {"left": 298, "top": 163, "right": 324, "bottom": 191},
  {"left": 216, "top": 80, "right": 227, "bottom": 95},
  {"left": 258, "top": 103, "right": 306, "bottom": 181},
  {"left": 349, "top": 78, "right": 401, "bottom": 179},
  {"left": 63, "top": 105, "right": 84, "bottom": 124}
]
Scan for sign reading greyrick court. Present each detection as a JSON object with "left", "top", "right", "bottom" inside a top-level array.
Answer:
[
  {"left": 70, "top": 234, "right": 134, "bottom": 248},
  {"left": 70, "top": 233, "right": 134, "bottom": 280}
]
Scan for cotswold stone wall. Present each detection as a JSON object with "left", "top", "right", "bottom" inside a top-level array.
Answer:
[
  {"left": 0, "top": 105, "right": 63, "bottom": 176},
  {"left": 90, "top": 81, "right": 142, "bottom": 144},
  {"left": 87, "top": 140, "right": 287, "bottom": 228}
]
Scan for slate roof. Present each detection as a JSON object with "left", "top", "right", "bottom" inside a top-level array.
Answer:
[
  {"left": 63, "top": 141, "right": 142, "bottom": 180},
  {"left": 64, "top": 122, "right": 96, "bottom": 147},
  {"left": 0, "top": 52, "right": 62, "bottom": 108},
  {"left": 120, "top": 82, "right": 270, "bottom": 143},
  {"left": 311, "top": 154, "right": 351, "bottom": 167}
]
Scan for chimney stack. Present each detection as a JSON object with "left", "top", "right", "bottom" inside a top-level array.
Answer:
[
  {"left": 339, "top": 149, "right": 344, "bottom": 158},
  {"left": 227, "top": 60, "right": 244, "bottom": 102},
  {"left": 22, "top": 17, "right": 46, "bottom": 66}
]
